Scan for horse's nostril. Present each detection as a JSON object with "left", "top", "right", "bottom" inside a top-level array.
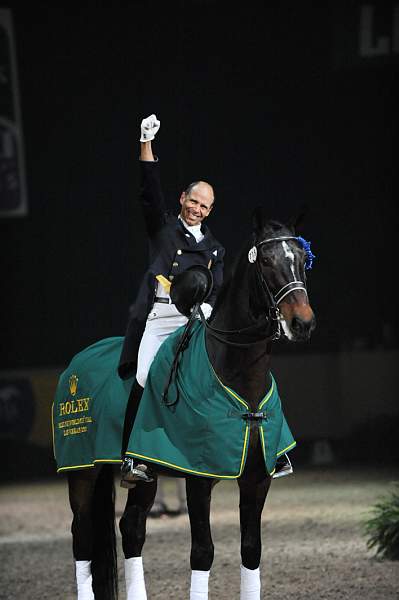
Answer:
[
  {"left": 292, "top": 317, "right": 314, "bottom": 337},
  {"left": 292, "top": 317, "right": 302, "bottom": 333}
]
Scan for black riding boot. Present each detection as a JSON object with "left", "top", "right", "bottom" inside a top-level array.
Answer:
[
  {"left": 121, "top": 379, "right": 143, "bottom": 457},
  {"left": 120, "top": 379, "right": 154, "bottom": 487}
]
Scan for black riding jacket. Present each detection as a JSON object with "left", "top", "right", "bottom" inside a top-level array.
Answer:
[{"left": 118, "top": 159, "right": 225, "bottom": 379}]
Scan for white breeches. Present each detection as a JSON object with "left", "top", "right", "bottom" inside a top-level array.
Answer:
[{"left": 136, "top": 302, "right": 188, "bottom": 388}]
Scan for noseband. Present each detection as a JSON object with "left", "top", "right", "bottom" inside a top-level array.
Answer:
[
  {"left": 254, "top": 235, "right": 308, "bottom": 311},
  {"left": 200, "top": 235, "right": 308, "bottom": 347}
]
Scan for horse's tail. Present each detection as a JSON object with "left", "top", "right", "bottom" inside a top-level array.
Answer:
[{"left": 91, "top": 464, "right": 118, "bottom": 600}]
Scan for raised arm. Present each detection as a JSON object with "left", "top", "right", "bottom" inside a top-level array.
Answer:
[
  {"left": 138, "top": 114, "right": 166, "bottom": 235},
  {"left": 140, "top": 141, "right": 155, "bottom": 161}
]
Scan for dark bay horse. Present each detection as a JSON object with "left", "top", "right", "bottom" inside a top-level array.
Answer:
[{"left": 65, "top": 210, "right": 316, "bottom": 599}]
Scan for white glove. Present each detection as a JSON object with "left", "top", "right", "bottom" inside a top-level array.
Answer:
[
  {"left": 199, "top": 303, "right": 212, "bottom": 320},
  {"left": 140, "top": 114, "right": 160, "bottom": 142}
]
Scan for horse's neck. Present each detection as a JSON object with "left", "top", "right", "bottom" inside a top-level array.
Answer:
[
  {"left": 207, "top": 340, "right": 272, "bottom": 409},
  {"left": 207, "top": 273, "right": 273, "bottom": 409}
]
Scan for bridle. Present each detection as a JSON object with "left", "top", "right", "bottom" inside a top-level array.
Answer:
[
  {"left": 199, "top": 235, "right": 308, "bottom": 347},
  {"left": 162, "top": 234, "right": 309, "bottom": 406}
]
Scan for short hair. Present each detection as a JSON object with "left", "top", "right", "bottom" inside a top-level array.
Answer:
[
  {"left": 185, "top": 181, "right": 201, "bottom": 196},
  {"left": 185, "top": 181, "right": 215, "bottom": 202}
]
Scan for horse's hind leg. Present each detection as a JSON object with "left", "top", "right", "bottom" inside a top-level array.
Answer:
[
  {"left": 186, "top": 476, "right": 217, "bottom": 600},
  {"left": 119, "top": 478, "right": 158, "bottom": 600},
  {"left": 237, "top": 474, "right": 271, "bottom": 600},
  {"left": 68, "top": 467, "right": 99, "bottom": 599}
]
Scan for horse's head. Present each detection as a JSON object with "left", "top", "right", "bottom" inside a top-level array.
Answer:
[{"left": 250, "top": 207, "right": 316, "bottom": 342}]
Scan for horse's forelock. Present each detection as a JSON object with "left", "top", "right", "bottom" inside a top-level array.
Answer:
[{"left": 256, "top": 219, "right": 294, "bottom": 242}]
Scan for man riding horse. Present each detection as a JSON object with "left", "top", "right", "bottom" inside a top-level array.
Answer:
[
  {"left": 119, "top": 114, "right": 225, "bottom": 487},
  {"left": 54, "top": 174, "right": 316, "bottom": 598}
]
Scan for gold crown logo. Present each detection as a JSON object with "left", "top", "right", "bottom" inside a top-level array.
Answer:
[{"left": 69, "top": 375, "right": 78, "bottom": 396}]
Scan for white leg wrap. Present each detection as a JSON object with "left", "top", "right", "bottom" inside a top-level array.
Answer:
[
  {"left": 240, "top": 565, "right": 261, "bottom": 600},
  {"left": 125, "top": 556, "right": 147, "bottom": 600},
  {"left": 190, "top": 569, "right": 210, "bottom": 600},
  {"left": 75, "top": 560, "right": 94, "bottom": 600}
]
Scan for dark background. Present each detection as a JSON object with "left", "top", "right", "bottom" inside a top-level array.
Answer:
[
  {"left": 0, "top": 1, "right": 398, "bottom": 475},
  {"left": 1, "top": 0, "right": 397, "bottom": 367}
]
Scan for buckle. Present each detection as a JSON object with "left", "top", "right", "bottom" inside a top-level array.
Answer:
[
  {"left": 242, "top": 412, "right": 267, "bottom": 421},
  {"left": 269, "top": 306, "right": 280, "bottom": 321}
]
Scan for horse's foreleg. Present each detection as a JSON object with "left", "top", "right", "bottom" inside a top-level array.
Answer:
[
  {"left": 68, "top": 467, "right": 100, "bottom": 599},
  {"left": 237, "top": 474, "right": 271, "bottom": 600},
  {"left": 186, "top": 477, "right": 217, "bottom": 600},
  {"left": 119, "top": 478, "right": 158, "bottom": 600}
]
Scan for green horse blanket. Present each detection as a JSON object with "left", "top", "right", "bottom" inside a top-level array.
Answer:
[
  {"left": 126, "top": 321, "right": 296, "bottom": 478},
  {"left": 52, "top": 337, "right": 133, "bottom": 472},
  {"left": 53, "top": 322, "right": 295, "bottom": 476}
]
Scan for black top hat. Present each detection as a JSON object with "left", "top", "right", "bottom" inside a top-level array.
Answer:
[{"left": 170, "top": 265, "right": 214, "bottom": 317}]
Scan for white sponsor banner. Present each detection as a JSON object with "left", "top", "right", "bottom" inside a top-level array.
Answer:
[{"left": 0, "top": 8, "right": 27, "bottom": 217}]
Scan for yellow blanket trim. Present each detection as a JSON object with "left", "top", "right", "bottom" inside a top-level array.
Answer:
[
  {"left": 259, "top": 426, "right": 297, "bottom": 476},
  {"left": 126, "top": 423, "right": 250, "bottom": 479},
  {"left": 277, "top": 441, "right": 297, "bottom": 456},
  {"left": 57, "top": 458, "right": 122, "bottom": 473},
  {"left": 210, "top": 366, "right": 249, "bottom": 409},
  {"left": 51, "top": 403, "right": 56, "bottom": 460},
  {"left": 258, "top": 380, "right": 275, "bottom": 409},
  {"left": 211, "top": 369, "right": 283, "bottom": 477},
  {"left": 212, "top": 367, "right": 275, "bottom": 411}
]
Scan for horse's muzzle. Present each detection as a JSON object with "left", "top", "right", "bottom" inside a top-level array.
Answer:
[
  {"left": 279, "top": 302, "right": 316, "bottom": 342},
  {"left": 290, "top": 314, "right": 316, "bottom": 341}
]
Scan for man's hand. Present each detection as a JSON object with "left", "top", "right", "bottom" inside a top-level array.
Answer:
[
  {"left": 196, "top": 303, "right": 212, "bottom": 320},
  {"left": 140, "top": 114, "right": 160, "bottom": 142}
]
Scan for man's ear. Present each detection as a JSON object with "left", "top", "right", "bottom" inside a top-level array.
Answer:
[{"left": 179, "top": 191, "right": 185, "bottom": 206}]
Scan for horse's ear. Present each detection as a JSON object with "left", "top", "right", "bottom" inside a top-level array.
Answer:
[
  {"left": 287, "top": 203, "right": 308, "bottom": 234},
  {"left": 252, "top": 206, "right": 266, "bottom": 235}
]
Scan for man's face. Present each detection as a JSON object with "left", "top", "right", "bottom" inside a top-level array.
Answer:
[{"left": 179, "top": 182, "right": 214, "bottom": 226}]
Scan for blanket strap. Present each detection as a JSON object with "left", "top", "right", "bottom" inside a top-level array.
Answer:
[{"left": 242, "top": 412, "right": 268, "bottom": 421}]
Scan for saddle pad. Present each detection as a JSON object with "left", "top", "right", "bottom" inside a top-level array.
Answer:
[
  {"left": 52, "top": 337, "right": 133, "bottom": 472},
  {"left": 127, "top": 321, "right": 296, "bottom": 478}
]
